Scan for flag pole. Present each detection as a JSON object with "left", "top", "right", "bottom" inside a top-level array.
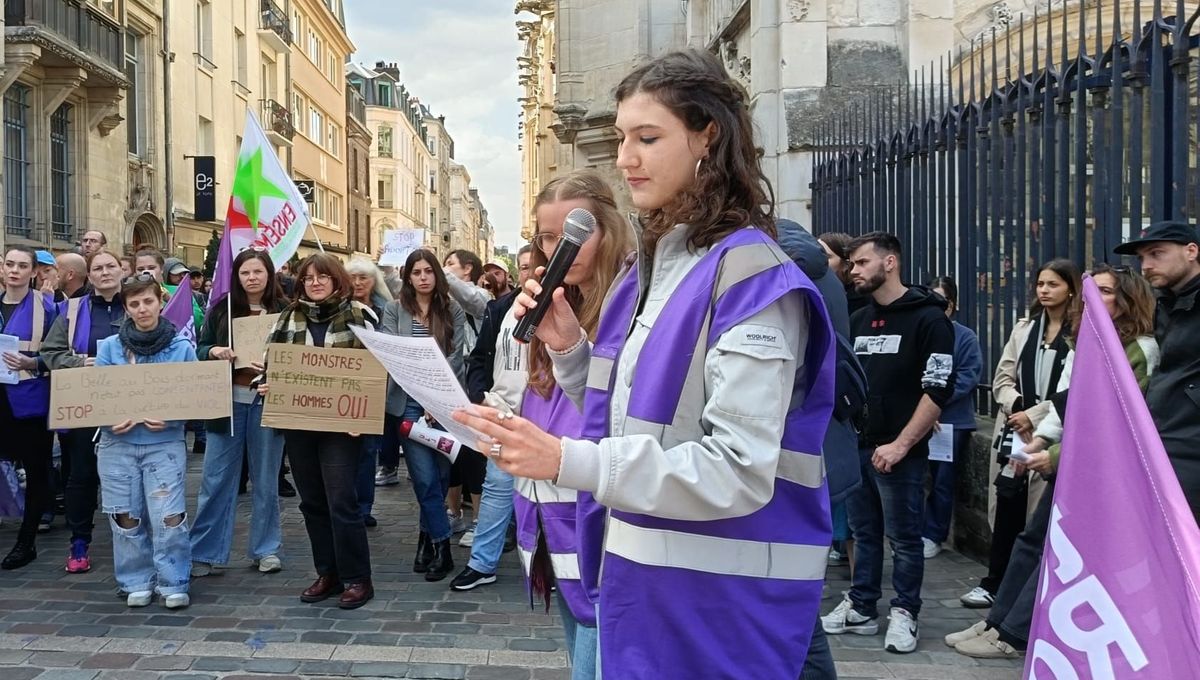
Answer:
[{"left": 227, "top": 288, "right": 234, "bottom": 438}]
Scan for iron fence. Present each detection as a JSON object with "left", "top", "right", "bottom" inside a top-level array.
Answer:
[{"left": 810, "top": 0, "right": 1200, "bottom": 411}]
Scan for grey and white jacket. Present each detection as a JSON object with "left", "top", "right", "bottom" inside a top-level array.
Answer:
[{"left": 551, "top": 224, "right": 810, "bottom": 522}]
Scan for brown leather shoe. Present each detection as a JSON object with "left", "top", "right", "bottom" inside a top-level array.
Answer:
[
  {"left": 338, "top": 579, "right": 374, "bottom": 610},
  {"left": 300, "top": 574, "right": 343, "bottom": 603}
]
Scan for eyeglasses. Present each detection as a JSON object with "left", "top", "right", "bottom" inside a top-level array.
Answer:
[
  {"left": 532, "top": 233, "right": 562, "bottom": 252},
  {"left": 122, "top": 272, "right": 157, "bottom": 285},
  {"left": 301, "top": 273, "right": 332, "bottom": 285}
]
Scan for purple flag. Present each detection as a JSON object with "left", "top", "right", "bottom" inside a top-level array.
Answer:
[
  {"left": 1026, "top": 276, "right": 1200, "bottom": 679},
  {"left": 207, "top": 220, "right": 234, "bottom": 312},
  {"left": 163, "top": 274, "right": 196, "bottom": 347}
]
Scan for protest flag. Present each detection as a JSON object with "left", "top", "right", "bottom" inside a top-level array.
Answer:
[
  {"left": 208, "top": 109, "right": 312, "bottom": 311},
  {"left": 1025, "top": 276, "right": 1200, "bottom": 679},
  {"left": 162, "top": 274, "right": 196, "bottom": 346}
]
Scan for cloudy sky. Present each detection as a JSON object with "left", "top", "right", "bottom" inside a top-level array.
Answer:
[{"left": 344, "top": 0, "right": 525, "bottom": 250}]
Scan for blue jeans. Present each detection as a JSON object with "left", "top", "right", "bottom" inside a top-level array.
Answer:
[
  {"left": 357, "top": 435, "right": 380, "bottom": 518},
  {"left": 800, "top": 614, "right": 837, "bottom": 680},
  {"left": 467, "top": 457, "right": 514, "bottom": 574},
  {"left": 97, "top": 437, "right": 191, "bottom": 596},
  {"left": 191, "top": 401, "right": 284, "bottom": 564},
  {"left": 846, "top": 447, "right": 926, "bottom": 617},
  {"left": 923, "top": 429, "right": 971, "bottom": 544},
  {"left": 557, "top": 590, "right": 598, "bottom": 680},
  {"left": 397, "top": 409, "right": 451, "bottom": 542}
]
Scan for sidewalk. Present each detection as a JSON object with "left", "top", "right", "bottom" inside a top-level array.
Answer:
[{"left": 0, "top": 452, "right": 1023, "bottom": 679}]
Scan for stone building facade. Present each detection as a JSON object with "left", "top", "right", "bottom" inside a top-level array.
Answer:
[
  {"left": 344, "top": 74, "right": 371, "bottom": 258},
  {"left": 527, "top": 0, "right": 1080, "bottom": 228},
  {"left": 348, "top": 61, "right": 432, "bottom": 259},
  {"left": 288, "top": 0, "right": 353, "bottom": 258},
  {"left": 423, "top": 111, "right": 454, "bottom": 258}
]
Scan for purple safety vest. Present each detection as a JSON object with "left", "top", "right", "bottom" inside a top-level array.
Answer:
[
  {"left": 578, "top": 228, "right": 835, "bottom": 679},
  {"left": 1, "top": 290, "right": 57, "bottom": 419},
  {"left": 514, "top": 386, "right": 594, "bottom": 626}
]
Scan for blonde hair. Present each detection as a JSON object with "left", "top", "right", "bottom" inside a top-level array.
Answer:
[{"left": 528, "top": 170, "right": 633, "bottom": 398}]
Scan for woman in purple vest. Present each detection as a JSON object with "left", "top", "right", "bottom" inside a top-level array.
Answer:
[
  {"left": 455, "top": 50, "right": 837, "bottom": 679},
  {"left": 42, "top": 249, "right": 126, "bottom": 573},
  {"left": 0, "top": 244, "right": 59, "bottom": 570},
  {"left": 514, "top": 171, "right": 632, "bottom": 679}
]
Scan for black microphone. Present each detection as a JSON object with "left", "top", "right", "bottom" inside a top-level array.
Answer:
[{"left": 512, "top": 207, "right": 596, "bottom": 344}]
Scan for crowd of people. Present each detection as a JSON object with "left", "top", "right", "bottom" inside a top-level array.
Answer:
[{"left": 2, "top": 46, "right": 1199, "bottom": 680}]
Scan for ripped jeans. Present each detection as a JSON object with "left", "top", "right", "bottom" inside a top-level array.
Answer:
[{"left": 97, "top": 437, "right": 191, "bottom": 596}]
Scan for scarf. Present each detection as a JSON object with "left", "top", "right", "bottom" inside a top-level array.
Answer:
[
  {"left": 268, "top": 295, "right": 371, "bottom": 348},
  {"left": 118, "top": 316, "right": 177, "bottom": 358}
]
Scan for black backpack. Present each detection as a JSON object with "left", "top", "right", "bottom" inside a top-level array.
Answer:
[{"left": 831, "top": 332, "right": 869, "bottom": 427}]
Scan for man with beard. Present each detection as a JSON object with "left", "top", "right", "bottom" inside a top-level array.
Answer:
[
  {"left": 822, "top": 231, "right": 956, "bottom": 654},
  {"left": 1115, "top": 221, "right": 1200, "bottom": 521}
]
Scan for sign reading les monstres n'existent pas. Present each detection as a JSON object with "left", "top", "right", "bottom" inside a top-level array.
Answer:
[{"left": 260, "top": 344, "right": 386, "bottom": 435}]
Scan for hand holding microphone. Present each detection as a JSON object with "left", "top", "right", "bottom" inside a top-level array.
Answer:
[{"left": 512, "top": 208, "right": 595, "bottom": 346}]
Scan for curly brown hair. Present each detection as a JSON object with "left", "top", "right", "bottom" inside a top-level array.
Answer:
[{"left": 615, "top": 49, "right": 774, "bottom": 257}]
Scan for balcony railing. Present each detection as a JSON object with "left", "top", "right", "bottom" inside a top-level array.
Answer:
[
  {"left": 260, "top": 0, "right": 292, "bottom": 45},
  {"left": 260, "top": 99, "right": 295, "bottom": 142},
  {"left": 5, "top": 0, "right": 124, "bottom": 73}
]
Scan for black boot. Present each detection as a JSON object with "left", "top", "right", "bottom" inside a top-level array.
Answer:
[
  {"left": 425, "top": 539, "right": 454, "bottom": 582},
  {"left": 412, "top": 531, "right": 434, "bottom": 573},
  {"left": 1, "top": 542, "right": 37, "bottom": 570}
]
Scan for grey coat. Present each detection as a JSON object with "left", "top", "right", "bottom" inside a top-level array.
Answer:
[{"left": 379, "top": 298, "right": 467, "bottom": 417}]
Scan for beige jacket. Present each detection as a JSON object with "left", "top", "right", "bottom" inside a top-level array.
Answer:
[{"left": 987, "top": 318, "right": 1051, "bottom": 523}]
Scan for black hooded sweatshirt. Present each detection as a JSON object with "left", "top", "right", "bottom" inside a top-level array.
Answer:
[{"left": 850, "top": 285, "right": 957, "bottom": 452}]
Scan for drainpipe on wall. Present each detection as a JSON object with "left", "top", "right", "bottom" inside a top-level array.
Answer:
[{"left": 161, "top": 0, "right": 175, "bottom": 250}]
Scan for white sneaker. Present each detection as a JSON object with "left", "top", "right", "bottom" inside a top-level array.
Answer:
[
  {"left": 945, "top": 620, "right": 988, "bottom": 647},
  {"left": 163, "top": 593, "right": 190, "bottom": 610},
  {"left": 458, "top": 522, "right": 477, "bottom": 548},
  {"left": 960, "top": 586, "right": 995, "bottom": 608},
  {"left": 447, "top": 510, "right": 467, "bottom": 535},
  {"left": 884, "top": 607, "right": 919, "bottom": 653},
  {"left": 922, "top": 538, "right": 942, "bottom": 559},
  {"left": 257, "top": 555, "right": 283, "bottom": 573},
  {"left": 374, "top": 466, "right": 399, "bottom": 486},
  {"left": 821, "top": 596, "right": 879, "bottom": 635},
  {"left": 126, "top": 590, "right": 153, "bottom": 608}
]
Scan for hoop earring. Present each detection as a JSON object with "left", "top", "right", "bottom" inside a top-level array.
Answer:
[{"left": 694, "top": 157, "right": 704, "bottom": 179}]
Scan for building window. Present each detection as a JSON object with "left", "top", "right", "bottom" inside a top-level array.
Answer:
[
  {"left": 125, "top": 30, "right": 146, "bottom": 157},
  {"left": 350, "top": 148, "right": 357, "bottom": 192},
  {"left": 309, "top": 107, "right": 323, "bottom": 140},
  {"left": 50, "top": 104, "right": 74, "bottom": 242},
  {"left": 196, "top": 0, "right": 214, "bottom": 66},
  {"left": 88, "top": 0, "right": 119, "bottom": 21},
  {"left": 377, "top": 174, "right": 394, "bottom": 209},
  {"left": 327, "top": 53, "right": 338, "bottom": 83},
  {"left": 233, "top": 28, "right": 248, "bottom": 88},
  {"left": 198, "top": 115, "right": 214, "bottom": 155},
  {"left": 377, "top": 125, "right": 392, "bottom": 157},
  {"left": 326, "top": 121, "right": 340, "bottom": 157},
  {"left": 307, "top": 29, "right": 321, "bottom": 65},
  {"left": 4, "top": 84, "right": 31, "bottom": 238},
  {"left": 376, "top": 83, "right": 392, "bottom": 108},
  {"left": 328, "top": 193, "right": 341, "bottom": 228},
  {"left": 312, "top": 185, "right": 327, "bottom": 221},
  {"left": 291, "top": 92, "right": 304, "bottom": 125}
]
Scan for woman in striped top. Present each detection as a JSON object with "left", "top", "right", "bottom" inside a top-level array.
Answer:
[{"left": 380, "top": 249, "right": 467, "bottom": 582}]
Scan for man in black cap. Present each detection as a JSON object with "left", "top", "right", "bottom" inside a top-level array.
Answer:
[{"left": 1115, "top": 220, "right": 1200, "bottom": 521}]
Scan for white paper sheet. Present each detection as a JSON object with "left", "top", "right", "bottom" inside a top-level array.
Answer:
[
  {"left": 0, "top": 334, "right": 20, "bottom": 385},
  {"left": 928, "top": 424, "right": 954, "bottom": 463},
  {"left": 351, "top": 325, "right": 485, "bottom": 449},
  {"left": 1008, "top": 431, "right": 1032, "bottom": 463}
]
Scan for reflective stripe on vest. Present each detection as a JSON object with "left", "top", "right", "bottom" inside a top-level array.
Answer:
[
  {"left": 605, "top": 516, "right": 827, "bottom": 581},
  {"left": 65, "top": 296, "right": 84, "bottom": 351},
  {"left": 16, "top": 290, "right": 46, "bottom": 380},
  {"left": 514, "top": 478, "right": 578, "bottom": 505},
  {"left": 517, "top": 546, "right": 582, "bottom": 581}
]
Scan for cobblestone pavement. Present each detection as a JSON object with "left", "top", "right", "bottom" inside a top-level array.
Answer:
[{"left": 0, "top": 449, "right": 1024, "bottom": 679}]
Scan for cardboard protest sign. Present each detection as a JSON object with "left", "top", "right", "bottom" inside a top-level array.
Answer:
[
  {"left": 231, "top": 313, "right": 281, "bottom": 369},
  {"left": 260, "top": 343, "right": 387, "bottom": 434},
  {"left": 379, "top": 229, "right": 424, "bottom": 266},
  {"left": 50, "top": 361, "right": 232, "bottom": 429}
]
